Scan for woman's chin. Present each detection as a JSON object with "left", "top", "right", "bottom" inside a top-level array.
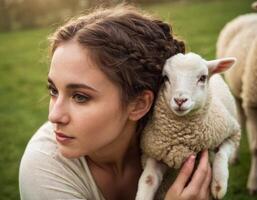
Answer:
[{"left": 57, "top": 147, "right": 83, "bottom": 159}]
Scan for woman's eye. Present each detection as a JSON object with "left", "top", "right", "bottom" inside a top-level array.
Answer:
[
  {"left": 198, "top": 75, "right": 207, "bottom": 83},
  {"left": 47, "top": 85, "right": 58, "bottom": 97},
  {"left": 73, "top": 94, "right": 90, "bottom": 103}
]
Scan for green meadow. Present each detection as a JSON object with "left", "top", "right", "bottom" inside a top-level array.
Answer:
[{"left": 0, "top": 0, "right": 255, "bottom": 199}]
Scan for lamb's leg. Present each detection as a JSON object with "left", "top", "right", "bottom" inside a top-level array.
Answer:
[
  {"left": 136, "top": 156, "right": 168, "bottom": 200},
  {"left": 241, "top": 36, "right": 257, "bottom": 195},
  {"left": 244, "top": 107, "right": 257, "bottom": 195},
  {"left": 211, "top": 139, "right": 238, "bottom": 199}
]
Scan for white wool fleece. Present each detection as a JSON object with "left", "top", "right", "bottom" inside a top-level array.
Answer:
[{"left": 136, "top": 52, "right": 241, "bottom": 200}]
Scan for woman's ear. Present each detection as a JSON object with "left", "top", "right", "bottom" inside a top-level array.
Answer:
[{"left": 128, "top": 90, "right": 154, "bottom": 121}]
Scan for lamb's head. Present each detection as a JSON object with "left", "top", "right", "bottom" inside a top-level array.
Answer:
[{"left": 162, "top": 52, "right": 236, "bottom": 116}]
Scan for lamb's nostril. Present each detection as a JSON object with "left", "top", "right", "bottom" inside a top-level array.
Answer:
[
  {"left": 182, "top": 98, "right": 188, "bottom": 103},
  {"left": 174, "top": 98, "right": 188, "bottom": 106}
]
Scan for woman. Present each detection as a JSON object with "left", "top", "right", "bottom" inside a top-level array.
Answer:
[{"left": 19, "top": 4, "right": 211, "bottom": 200}]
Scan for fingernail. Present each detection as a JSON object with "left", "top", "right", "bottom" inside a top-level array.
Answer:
[{"left": 188, "top": 155, "right": 196, "bottom": 163}]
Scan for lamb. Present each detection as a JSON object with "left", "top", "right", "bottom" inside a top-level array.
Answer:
[
  {"left": 136, "top": 52, "right": 241, "bottom": 200},
  {"left": 216, "top": 5, "right": 257, "bottom": 194}
]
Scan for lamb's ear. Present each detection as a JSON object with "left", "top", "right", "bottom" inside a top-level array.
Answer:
[
  {"left": 162, "top": 57, "right": 173, "bottom": 76},
  {"left": 206, "top": 57, "right": 237, "bottom": 74}
]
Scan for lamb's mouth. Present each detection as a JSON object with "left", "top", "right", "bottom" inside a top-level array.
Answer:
[
  {"left": 176, "top": 107, "right": 187, "bottom": 111},
  {"left": 173, "top": 107, "right": 191, "bottom": 116}
]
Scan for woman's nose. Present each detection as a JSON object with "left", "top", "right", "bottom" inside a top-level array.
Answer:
[{"left": 48, "top": 99, "right": 70, "bottom": 124}]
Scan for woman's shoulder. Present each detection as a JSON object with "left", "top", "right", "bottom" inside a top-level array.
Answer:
[
  {"left": 19, "top": 121, "right": 105, "bottom": 200},
  {"left": 24, "top": 121, "right": 57, "bottom": 156}
]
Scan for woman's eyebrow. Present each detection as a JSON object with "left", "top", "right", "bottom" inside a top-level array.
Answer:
[
  {"left": 47, "top": 78, "right": 55, "bottom": 86},
  {"left": 66, "top": 83, "right": 98, "bottom": 92},
  {"left": 47, "top": 77, "right": 98, "bottom": 92}
]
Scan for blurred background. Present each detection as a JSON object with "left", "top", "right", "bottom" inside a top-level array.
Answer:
[{"left": 0, "top": 0, "right": 256, "bottom": 199}]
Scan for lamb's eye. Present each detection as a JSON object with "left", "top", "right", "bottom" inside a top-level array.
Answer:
[
  {"left": 163, "top": 75, "right": 170, "bottom": 83},
  {"left": 198, "top": 75, "right": 207, "bottom": 83}
]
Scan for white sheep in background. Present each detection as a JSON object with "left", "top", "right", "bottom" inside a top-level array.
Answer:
[
  {"left": 216, "top": 5, "right": 257, "bottom": 194},
  {"left": 252, "top": 1, "right": 257, "bottom": 10},
  {"left": 136, "top": 53, "right": 241, "bottom": 200}
]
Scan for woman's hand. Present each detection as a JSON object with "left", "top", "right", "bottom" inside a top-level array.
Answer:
[{"left": 164, "top": 150, "right": 211, "bottom": 200}]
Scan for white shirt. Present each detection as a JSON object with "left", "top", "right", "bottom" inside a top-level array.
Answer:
[{"left": 19, "top": 122, "right": 106, "bottom": 200}]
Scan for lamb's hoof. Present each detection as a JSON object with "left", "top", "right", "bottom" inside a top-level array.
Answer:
[{"left": 211, "top": 180, "right": 227, "bottom": 199}]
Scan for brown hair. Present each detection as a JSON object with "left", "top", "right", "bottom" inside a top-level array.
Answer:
[{"left": 49, "top": 4, "right": 185, "bottom": 134}]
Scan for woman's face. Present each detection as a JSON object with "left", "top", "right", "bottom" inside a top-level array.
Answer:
[{"left": 48, "top": 41, "right": 133, "bottom": 158}]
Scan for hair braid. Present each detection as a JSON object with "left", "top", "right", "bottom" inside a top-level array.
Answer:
[{"left": 49, "top": 4, "right": 186, "bottom": 134}]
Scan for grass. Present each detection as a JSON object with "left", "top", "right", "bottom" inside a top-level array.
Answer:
[
  {"left": 0, "top": 0, "right": 255, "bottom": 199},
  {"left": 0, "top": 28, "right": 50, "bottom": 199}
]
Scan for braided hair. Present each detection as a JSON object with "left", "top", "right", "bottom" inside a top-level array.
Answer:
[{"left": 49, "top": 4, "right": 185, "bottom": 134}]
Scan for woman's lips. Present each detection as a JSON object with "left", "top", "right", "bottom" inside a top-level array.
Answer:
[{"left": 55, "top": 131, "right": 75, "bottom": 144}]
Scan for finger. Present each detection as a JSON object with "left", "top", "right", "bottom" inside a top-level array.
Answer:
[
  {"left": 169, "top": 154, "right": 196, "bottom": 194},
  {"left": 200, "top": 163, "right": 212, "bottom": 198},
  {"left": 202, "top": 163, "right": 212, "bottom": 191},
  {"left": 185, "top": 150, "right": 209, "bottom": 191}
]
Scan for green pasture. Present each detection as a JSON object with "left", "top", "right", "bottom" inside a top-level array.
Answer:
[{"left": 0, "top": 0, "right": 255, "bottom": 199}]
